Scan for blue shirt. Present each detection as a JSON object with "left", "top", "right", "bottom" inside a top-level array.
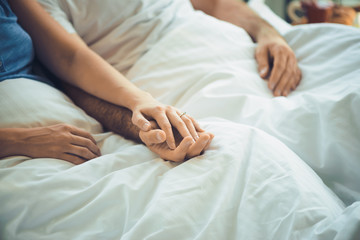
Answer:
[{"left": 0, "top": 0, "right": 51, "bottom": 85}]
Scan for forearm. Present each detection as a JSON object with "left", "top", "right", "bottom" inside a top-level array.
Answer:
[
  {"left": 10, "top": 0, "right": 150, "bottom": 111},
  {"left": 52, "top": 42, "right": 149, "bottom": 111},
  {"left": 0, "top": 129, "right": 27, "bottom": 158},
  {"left": 192, "top": 0, "right": 281, "bottom": 42},
  {"left": 61, "top": 82, "right": 142, "bottom": 143}
]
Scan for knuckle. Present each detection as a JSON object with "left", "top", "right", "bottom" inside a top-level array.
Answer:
[
  {"left": 84, "top": 138, "right": 93, "bottom": 147},
  {"left": 155, "top": 106, "right": 164, "bottom": 112},
  {"left": 182, "top": 117, "right": 192, "bottom": 125},
  {"left": 165, "top": 105, "right": 173, "bottom": 111},
  {"left": 79, "top": 148, "right": 88, "bottom": 157},
  {"left": 62, "top": 132, "right": 73, "bottom": 141},
  {"left": 68, "top": 133, "right": 76, "bottom": 142},
  {"left": 65, "top": 125, "right": 74, "bottom": 133},
  {"left": 60, "top": 123, "right": 71, "bottom": 130}
]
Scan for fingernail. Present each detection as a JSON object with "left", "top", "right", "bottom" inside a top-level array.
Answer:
[
  {"left": 260, "top": 68, "right": 267, "bottom": 76},
  {"left": 143, "top": 122, "right": 150, "bottom": 130},
  {"left": 270, "top": 83, "right": 275, "bottom": 90},
  {"left": 156, "top": 132, "right": 163, "bottom": 141}
]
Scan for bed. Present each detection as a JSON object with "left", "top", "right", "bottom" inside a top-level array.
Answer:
[{"left": 1, "top": 0, "right": 360, "bottom": 239}]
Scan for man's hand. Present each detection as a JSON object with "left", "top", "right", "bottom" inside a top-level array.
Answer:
[
  {"left": 190, "top": 0, "right": 302, "bottom": 97},
  {"left": 0, "top": 124, "right": 101, "bottom": 165},
  {"left": 255, "top": 36, "right": 302, "bottom": 97},
  {"left": 139, "top": 122, "right": 214, "bottom": 162},
  {"left": 131, "top": 95, "right": 203, "bottom": 150},
  {"left": 59, "top": 82, "right": 213, "bottom": 162}
]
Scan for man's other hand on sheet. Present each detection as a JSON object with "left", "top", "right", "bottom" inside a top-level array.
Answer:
[
  {"left": 256, "top": 32, "right": 302, "bottom": 97},
  {"left": 191, "top": 0, "right": 302, "bottom": 96}
]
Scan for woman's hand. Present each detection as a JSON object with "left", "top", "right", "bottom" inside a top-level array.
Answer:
[
  {"left": 131, "top": 95, "right": 204, "bottom": 149},
  {"left": 255, "top": 35, "right": 302, "bottom": 97},
  {"left": 139, "top": 122, "right": 214, "bottom": 162},
  {"left": 0, "top": 124, "right": 101, "bottom": 165}
]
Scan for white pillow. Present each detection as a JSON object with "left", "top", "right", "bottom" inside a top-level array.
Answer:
[
  {"left": 0, "top": 78, "right": 102, "bottom": 134},
  {"left": 37, "top": 0, "right": 195, "bottom": 74}
]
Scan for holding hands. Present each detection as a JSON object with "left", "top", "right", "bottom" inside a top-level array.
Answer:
[
  {"left": 129, "top": 94, "right": 214, "bottom": 162},
  {"left": 130, "top": 94, "right": 205, "bottom": 149},
  {"left": 139, "top": 121, "right": 214, "bottom": 162}
]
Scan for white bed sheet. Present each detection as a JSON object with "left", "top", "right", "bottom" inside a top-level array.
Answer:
[
  {"left": 0, "top": 79, "right": 350, "bottom": 240},
  {"left": 1, "top": 0, "right": 360, "bottom": 239},
  {"left": 126, "top": 15, "right": 360, "bottom": 207}
]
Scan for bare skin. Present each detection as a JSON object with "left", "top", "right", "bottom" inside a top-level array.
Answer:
[
  {"left": 9, "top": 0, "right": 200, "bottom": 150},
  {"left": 0, "top": 124, "right": 100, "bottom": 165},
  {"left": 2, "top": 0, "right": 298, "bottom": 163},
  {"left": 139, "top": 121, "right": 214, "bottom": 162},
  {"left": 0, "top": 123, "right": 213, "bottom": 164},
  {"left": 0, "top": 82, "right": 213, "bottom": 164},
  {"left": 61, "top": 82, "right": 213, "bottom": 163},
  {"left": 191, "top": 0, "right": 302, "bottom": 96}
]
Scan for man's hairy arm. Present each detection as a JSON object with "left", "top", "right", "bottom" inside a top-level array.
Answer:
[
  {"left": 61, "top": 82, "right": 214, "bottom": 162},
  {"left": 190, "top": 0, "right": 302, "bottom": 97},
  {"left": 61, "top": 82, "right": 141, "bottom": 142},
  {"left": 191, "top": 0, "right": 275, "bottom": 42}
]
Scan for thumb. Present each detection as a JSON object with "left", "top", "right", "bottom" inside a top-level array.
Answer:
[
  {"left": 255, "top": 46, "right": 270, "bottom": 79},
  {"left": 139, "top": 129, "right": 166, "bottom": 146},
  {"left": 132, "top": 111, "right": 151, "bottom": 131}
]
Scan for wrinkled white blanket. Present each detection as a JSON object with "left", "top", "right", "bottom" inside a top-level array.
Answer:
[
  {"left": 127, "top": 18, "right": 360, "bottom": 206},
  {"left": 0, "top": 79, "right": 350, "bottom": 240},
  {"left": 1, "top": 0, "right": 360, "bottom": 239}
]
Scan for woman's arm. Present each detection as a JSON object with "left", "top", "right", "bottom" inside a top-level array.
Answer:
[
  {"left": 9, "top": 0, "right": 201, "bottom": 149},
  {"left": 9, "top": 0, "right": 141, "bottom": 111},
  {"left": 62, "top": 82, "right": 214, "bottom": 162},
  {"left": 190, "top": 0, "right": 302, "bottom": 97}
]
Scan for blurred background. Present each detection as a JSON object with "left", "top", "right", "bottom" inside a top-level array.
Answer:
[{"left": 263, "top": 0, "right": 360, "bottom": 24}]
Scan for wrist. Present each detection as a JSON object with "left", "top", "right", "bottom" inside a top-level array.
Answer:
[
  {"left": 126, "top": 91, "right": 155, "bottom": 111},
  {"left": 0, "top": 128, "right": 29, "bottom": 158},
  {"left": 255, "top": 25, "right": 283, "bottom": 43}
]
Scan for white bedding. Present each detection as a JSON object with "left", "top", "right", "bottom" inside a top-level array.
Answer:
[
  {"left": 1, "top": 0, "right": 360, "bottom": 239},
  {"left": 0, "top": 79, "right": 351, "bottom": 240},
  {"left": 127, "top": 16, "right": 360, "bottom": 206}
]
